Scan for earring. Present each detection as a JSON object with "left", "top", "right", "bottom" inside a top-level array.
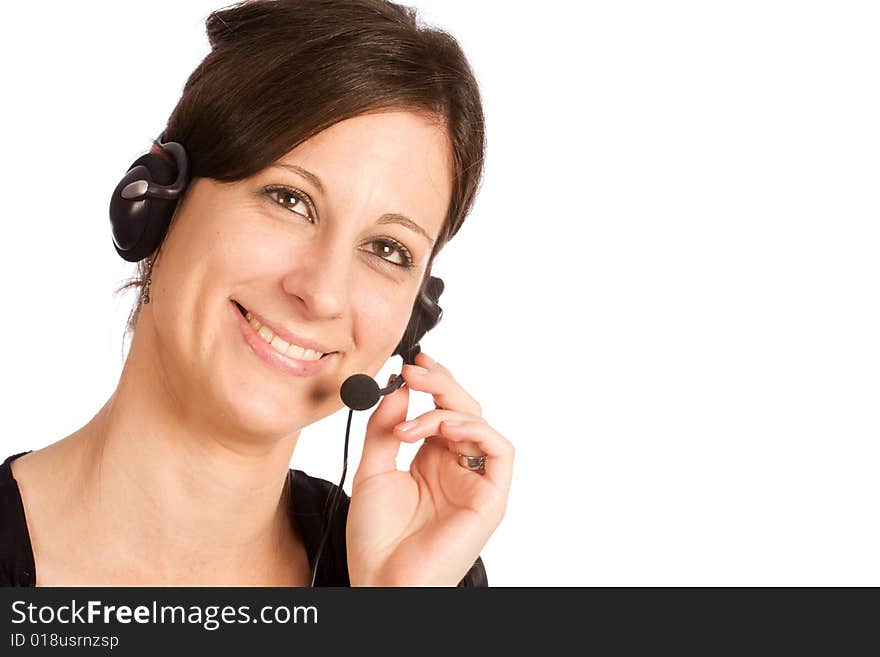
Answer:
[{"left": 141, "top": 257, "right": 154, "bottom": 305}]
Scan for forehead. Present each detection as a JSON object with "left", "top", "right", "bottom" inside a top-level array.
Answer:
[{"left": 274, "top": 110, "right": 452, "bottom": 239}]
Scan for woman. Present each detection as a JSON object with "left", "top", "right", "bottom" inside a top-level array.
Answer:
[{"left": 0, "top": 0, "right": 513, "bottom": 587}]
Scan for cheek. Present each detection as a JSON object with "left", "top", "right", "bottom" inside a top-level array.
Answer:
[{"left": 356, "top": 290, "right": 414, "bottom": 352}]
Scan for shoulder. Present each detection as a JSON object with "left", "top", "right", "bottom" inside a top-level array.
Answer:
[
  {"left": 0, "top": 451, "right": 37, "bottom": 587},
  {"left": 457, "top": 554, "right": 489, "bottom": 587},
  {"left": 288, "top": 469, "right": 350, "bottom": 586},
  {"left": 288, "top": 468, "right": 351, "bottom": 535},
  {"left": 290, "top": 469, "right": 350, "bottom": 505},
  {"left": 0, "top": 451, "right": 33, "bottom": 529}
]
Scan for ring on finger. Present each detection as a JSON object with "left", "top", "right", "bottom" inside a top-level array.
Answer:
[{"left": 457, "top": 452, "right": 487, "bottom": 474}]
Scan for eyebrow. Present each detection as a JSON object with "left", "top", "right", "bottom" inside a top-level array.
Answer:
[{"left": 270, "top": 163, "right": 436, "bottom": 247}]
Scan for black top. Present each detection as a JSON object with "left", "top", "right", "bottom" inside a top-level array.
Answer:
[{"left": 0, "top": 451, "right": 486, "bottom": 587}]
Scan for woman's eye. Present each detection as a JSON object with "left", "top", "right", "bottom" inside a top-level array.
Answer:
[
  {"left": 264, "top": 186, "right": 314, "bottom": 221},
  {"left": 367, "top": 238, "right": 414, "bottom": 268},
  {"left": 264, "top": 185, "right": 413, "bottom": 269}
]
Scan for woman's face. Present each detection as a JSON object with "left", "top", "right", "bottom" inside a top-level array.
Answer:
[{"left": 144, "top": 110, "right": 452, "bottom": 440}]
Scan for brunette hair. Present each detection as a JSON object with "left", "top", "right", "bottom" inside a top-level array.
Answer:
[{"left": 115, "top": 0, "right": 486, "bottom": 335}]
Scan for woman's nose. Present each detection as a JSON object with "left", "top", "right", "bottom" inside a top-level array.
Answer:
[{"left": 281, "top": 239, "right": 349, "bottom": 320}]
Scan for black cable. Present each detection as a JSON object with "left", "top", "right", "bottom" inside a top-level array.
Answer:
[{"left": 310, "top": 407, "right": 354, "bottom": 587}]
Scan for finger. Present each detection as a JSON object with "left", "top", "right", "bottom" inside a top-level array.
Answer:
[
  {"left": 353, "top": 374, "right": 410, "bottom": 487},
  {"left": 438, "top": 419, "right": 515, "bottom": 491},
  {"left": 393, "top": 408, "right": 483, "bottom": 457},
  {"left": 401, "top": 352, "right": 481, "bottom": 416}
]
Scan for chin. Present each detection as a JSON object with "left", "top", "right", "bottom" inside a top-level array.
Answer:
[
  {"left": 233, "top": 398, "right": 309, "bottom": 441},
  {"left": 206, "top": 374, "right": 308, "bottom": 439}
]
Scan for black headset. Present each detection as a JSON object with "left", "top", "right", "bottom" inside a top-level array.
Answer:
[{"left": 109, "top": 131, "right": 446, "bottom": 585}]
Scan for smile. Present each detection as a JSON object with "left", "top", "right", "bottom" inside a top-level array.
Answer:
[{"left": 232, "top": 300, "right": 337, "bottom": 377}]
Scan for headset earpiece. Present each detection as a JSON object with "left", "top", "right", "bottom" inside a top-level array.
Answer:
[
  {"left": 393, "top": 275, "right": 445, "bottom": 364},
  {"left": 109, "top": 133, "right": 189, "bottom": 263}
]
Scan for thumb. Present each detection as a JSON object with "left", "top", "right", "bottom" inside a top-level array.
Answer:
[{"left": 353, "top": 373, "right": 410, "bottom": 487}]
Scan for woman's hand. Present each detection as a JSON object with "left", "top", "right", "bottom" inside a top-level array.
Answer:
[{"left": 347, "top": 351, "right": 514, "bottom": 586}]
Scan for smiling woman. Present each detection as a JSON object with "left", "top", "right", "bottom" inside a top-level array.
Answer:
[{"left": 0, "top": 0, "right": 513, "bottom": 589}]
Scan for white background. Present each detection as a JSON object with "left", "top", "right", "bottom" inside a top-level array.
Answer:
[{"left": 1, "top": 1, "right": 878, "bottom": 586}]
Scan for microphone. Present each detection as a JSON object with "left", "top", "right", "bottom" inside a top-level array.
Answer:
[
  {"left": 340, "top": 337, "right": 422, "bottom": 411},
  {"left": 340, "top": 372, "right": 406, "bottom": 411}
]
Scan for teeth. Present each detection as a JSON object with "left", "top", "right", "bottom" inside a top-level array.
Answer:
[
  {"left": 245, "top": 311, "right": 324, "bottom": 361},
  {"left": 270, "top": 335, "right": 290, "bottom": 352}
]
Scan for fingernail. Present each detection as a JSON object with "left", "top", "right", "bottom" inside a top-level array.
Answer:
[
  {"left": 397, "top": 420, "right": 417, "bottom": 432},
  {"left": 407, "top": 365, "right": 428, "bottom": 375}
]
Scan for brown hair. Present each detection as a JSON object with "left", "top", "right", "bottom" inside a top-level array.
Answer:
[{"left": 115, "top": 0, "right": 486, "bottom": 335}]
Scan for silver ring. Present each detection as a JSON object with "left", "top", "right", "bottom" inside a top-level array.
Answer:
[{"left": 457, "top": 452, "right": 487, "bottom": 474}]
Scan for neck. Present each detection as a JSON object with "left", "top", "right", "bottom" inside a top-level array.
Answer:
[{"left": 64, "top": 316, "right": 303, "bottom": 583}]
